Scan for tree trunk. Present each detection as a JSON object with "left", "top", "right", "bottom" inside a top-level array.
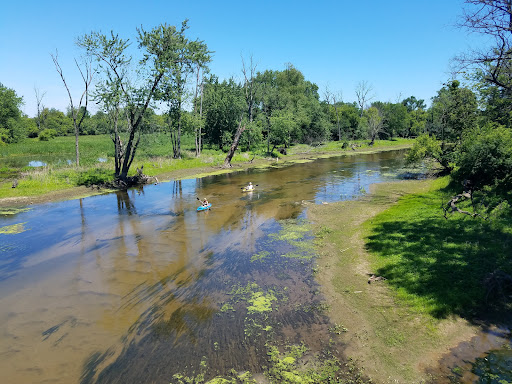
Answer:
[{"left": 223, "top": 117, "right": 245, "bottom": 167}]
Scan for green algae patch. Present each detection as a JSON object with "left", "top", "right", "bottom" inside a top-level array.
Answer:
[
  {"left": 269, "top": 219, "right": 311, "bottom": 242},
  {"left": 0, "top": 207, "right": 31, "bottom": 216},
  {"left": 270, "top": 219, "right": 317, "bottom": 261},
  {"left": 247, "top": 291, "right": 277, "bottom": 314},
  {"left": 220, "top": 303, "right": 235, "bottom": 313},
  {"left": 225, "top": 282, "right": 285, "bottom": 313},
  {"left": 0, "top": 222, "right": 28, "bottom": 234},
  {"left": 250, "top": 250, "right": 270, "bottom": 262}
]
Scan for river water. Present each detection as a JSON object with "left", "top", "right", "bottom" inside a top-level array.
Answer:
[{"left": 0, "top": 150, "right": 499, "bottom": 384}]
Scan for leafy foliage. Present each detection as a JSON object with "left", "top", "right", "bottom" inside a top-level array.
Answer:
[{"left": 0, "top": 83, "right": 24, "bottom": 143}]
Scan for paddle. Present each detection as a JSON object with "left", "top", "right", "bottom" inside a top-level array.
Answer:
[{"left": 240, "top": 184, "right": 258, "bottom": 189}]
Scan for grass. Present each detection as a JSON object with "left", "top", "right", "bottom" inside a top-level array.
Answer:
[{"left": 364, "top": 176, "right": 512, "bottom": 318}]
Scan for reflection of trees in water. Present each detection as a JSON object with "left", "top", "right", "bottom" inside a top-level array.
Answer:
[
  {"left": 172, "top": 179, "right": 182, "bottom": 198},
  {"left": 116, "top": 190, "right": 137, "bottom": 215},
  {"left": 81, "top": 188, "right": 218, "bottom": 384}
]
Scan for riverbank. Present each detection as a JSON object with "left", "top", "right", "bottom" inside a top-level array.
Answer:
[
  {"left": 307, "top": 178, "right": 512, "bottom": 383},
  {"left": 0, "top": 140, "right": 411, "bottom": 208}
]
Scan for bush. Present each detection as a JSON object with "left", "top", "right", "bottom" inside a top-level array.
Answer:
[
  {"left": 454, "top": 123, "right": 512, "bottom": 192},
  {"left": 76, "top": 168, "right": 113, "bottom": 186},
  {"left": 39, "top": 128, "right": 57, "bottom": 141}
]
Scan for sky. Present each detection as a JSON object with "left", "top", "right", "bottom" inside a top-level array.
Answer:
[{"left": 1, "top": 0, "right": 486, "bottom": 118}]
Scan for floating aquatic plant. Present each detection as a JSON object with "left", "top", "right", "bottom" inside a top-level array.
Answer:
[{"left": 0, "top": 222, "right": 28, "bottom": 234}]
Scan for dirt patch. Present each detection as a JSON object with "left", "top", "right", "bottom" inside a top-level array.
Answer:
[{"left": 307, "top": 180, "right": 479, "bottom": 383}]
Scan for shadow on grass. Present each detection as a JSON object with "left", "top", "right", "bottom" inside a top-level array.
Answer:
[{"left": 366, "top": 209, "right": 512, "bottom": 319}]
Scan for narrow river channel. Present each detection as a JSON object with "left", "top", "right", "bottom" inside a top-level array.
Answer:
[{"left": 1, "top": 150, "right": 418, "bottom": 383}]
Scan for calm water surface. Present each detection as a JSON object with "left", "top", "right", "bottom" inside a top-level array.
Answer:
[{"left": 1, "top": 151, "right": 412, "bottom": 383}]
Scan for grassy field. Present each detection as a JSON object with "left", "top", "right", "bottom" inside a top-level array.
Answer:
[
  {"left": 0, "top": 134, "right": 412, "bottom": 200},
  {"left": 307, "top": 177, "right": 512, "bottom": 383}
]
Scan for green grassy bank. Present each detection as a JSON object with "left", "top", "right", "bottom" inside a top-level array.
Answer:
[{"left": 308, "top": 177, "right": 512, "bottom": 383}]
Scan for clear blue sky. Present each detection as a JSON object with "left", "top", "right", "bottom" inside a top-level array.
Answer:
[{"left": 1, "top": 0, "right": 482, "bottom": 117}]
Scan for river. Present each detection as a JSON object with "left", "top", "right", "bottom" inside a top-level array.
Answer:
[{"left": 1, "top": 150, "right": 499, "bottom": 384}]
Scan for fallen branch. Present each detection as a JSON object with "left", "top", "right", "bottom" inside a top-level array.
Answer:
[{"left": 443, "top": 191, "right": 486, "bottom": 219}]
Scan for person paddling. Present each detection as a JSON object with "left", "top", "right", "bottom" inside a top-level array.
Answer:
[
  {"left": 245, "top": 182, "right": 254, "bottom": 191},
  {"left": 202, "top": 198, "right": 209, "bottom": 206}
]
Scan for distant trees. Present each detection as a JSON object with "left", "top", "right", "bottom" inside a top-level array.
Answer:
[{"left": 0, "top": 83, "right": 25, "bottom": 144}]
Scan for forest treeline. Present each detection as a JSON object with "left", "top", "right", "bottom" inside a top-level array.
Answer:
[{"left": 0, "top": 68, "right": 426, "bottom": 149}]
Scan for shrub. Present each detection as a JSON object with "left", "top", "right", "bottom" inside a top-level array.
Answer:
[
  {"left": 76, "top": 168, "right": 113, "bottom": 186},
  {"left": 39, "top": 128, "right": 57, "bottom": 141}
]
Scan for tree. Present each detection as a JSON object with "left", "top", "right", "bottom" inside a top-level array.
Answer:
[
  {"left": 324, "top": 88, "right": 343, "bottom": 141},
  {"left": 223, "top": 58, "right": 257, "bottom": 167},
  {"left": 355, "top": 80, "right": 375, "bottom": 116},
  {"left": 156, "top": 20, "right": 211, "bottom": 159},
  {"left": 0, "top": 83, "right": 24, "bottom": 144},
  {"left": 79, "top": 22, "right": 193, "bottom": 182},
  {"left": 51, "top": 51, "right": 93, "bottom": 166},
  {"left": 190, "top": 40, "right": 212, "bottom": 156},
  {"left": 454, "top": 123, "right": 512, "bottom": 194},
  {"left": 362, "top": 106, "right": 383, "bottom": 145},
  {"left": 456, "top": 0, "right": 512, "bottom": 96},
  {"left": 202, "top": 76, "right": 245, "bottom": 149},
  {"left": 34, "top": 87, "right": 46, "bottom": 132},
  {"left": 42, "top": 108, "right": 73, "bottom": 135}
]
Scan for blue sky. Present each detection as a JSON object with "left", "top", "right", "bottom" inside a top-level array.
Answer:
[{"left": 1, "top": 0, "right": 484, "bottom": 117}]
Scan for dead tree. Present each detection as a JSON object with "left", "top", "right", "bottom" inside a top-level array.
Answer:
[
  {"left": 223, "top": 116, "right": 246, "bottom": 168},
  {"left": 51, "top": 51, "right": 93, "bottom": 167},
  {"left": 355, "top": 80, "right": 375, "bottom": 117},
  {"left": 443, "top": 190, "right": 486, "bottom": 219},
  {"left": 34, "top": 87, "right": 46, "bottom": 132}
]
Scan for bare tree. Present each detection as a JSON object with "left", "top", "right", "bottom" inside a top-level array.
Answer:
[
  {"left": 455, "top": 0, "right": 512, "bottom": 92},
  {"left": 355, "top": 80, "right": 375, "bottom": 116},
  {"left": 241, "top": 55, "right": 257, "bottom": 123},
  {"left": 51, "top": 51, "right": 93, "bottom": 166},
  {"left": 34, "top": 87, "right": 46, "bottom": 131}
]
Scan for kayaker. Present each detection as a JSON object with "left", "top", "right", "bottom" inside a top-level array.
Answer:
[
  {"left": 202, "top": 198, "right": 209, "bottom": 206},
  {"left": 245, "top": 182, "right": 254, "bottom": 191}
]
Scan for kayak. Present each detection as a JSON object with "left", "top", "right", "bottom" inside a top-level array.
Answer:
[
  {"left": 197, "top": 203, "right": 211, "bottom": 211},
  {"left": 242, "top": 187, "right": 255, "bottom": 192}
]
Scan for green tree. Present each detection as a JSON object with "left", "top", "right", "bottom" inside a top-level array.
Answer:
[
  {"left": 155, "top": 20, "right": 210, "bottom": 159},
  {"left": 454, "top": 123, "right": 512, "bottom": 194},
  {"left": 413, "top": 81, "right": 478, "bottom": 171},
  {"left": 362, "top": 106, "right": 383, "bottom": 145},
  {"left": 202, "top": 76, "right": 245, "bottom": 149},
  {"left": 79, "top": 22, "right": 194, "bottom": 181},
  {"left": 43, "top": 108, "right": 73, "bottom": 136},
  {"left": 0, "top": 83, "right": 25, "bottom": 144}
]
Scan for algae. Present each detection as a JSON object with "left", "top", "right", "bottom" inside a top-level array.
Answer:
[
  {"left": 247, "top": 291, "right": 277, "bottom": 314},
  {"left": 0, "top": 207, "right": 31, "bottom": 216},
  {"left": 0, "top": 222, "right": 28, "bottom": 234},
  {"left": 250, "top": 250, "right": 270, "bottom": 262}
]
